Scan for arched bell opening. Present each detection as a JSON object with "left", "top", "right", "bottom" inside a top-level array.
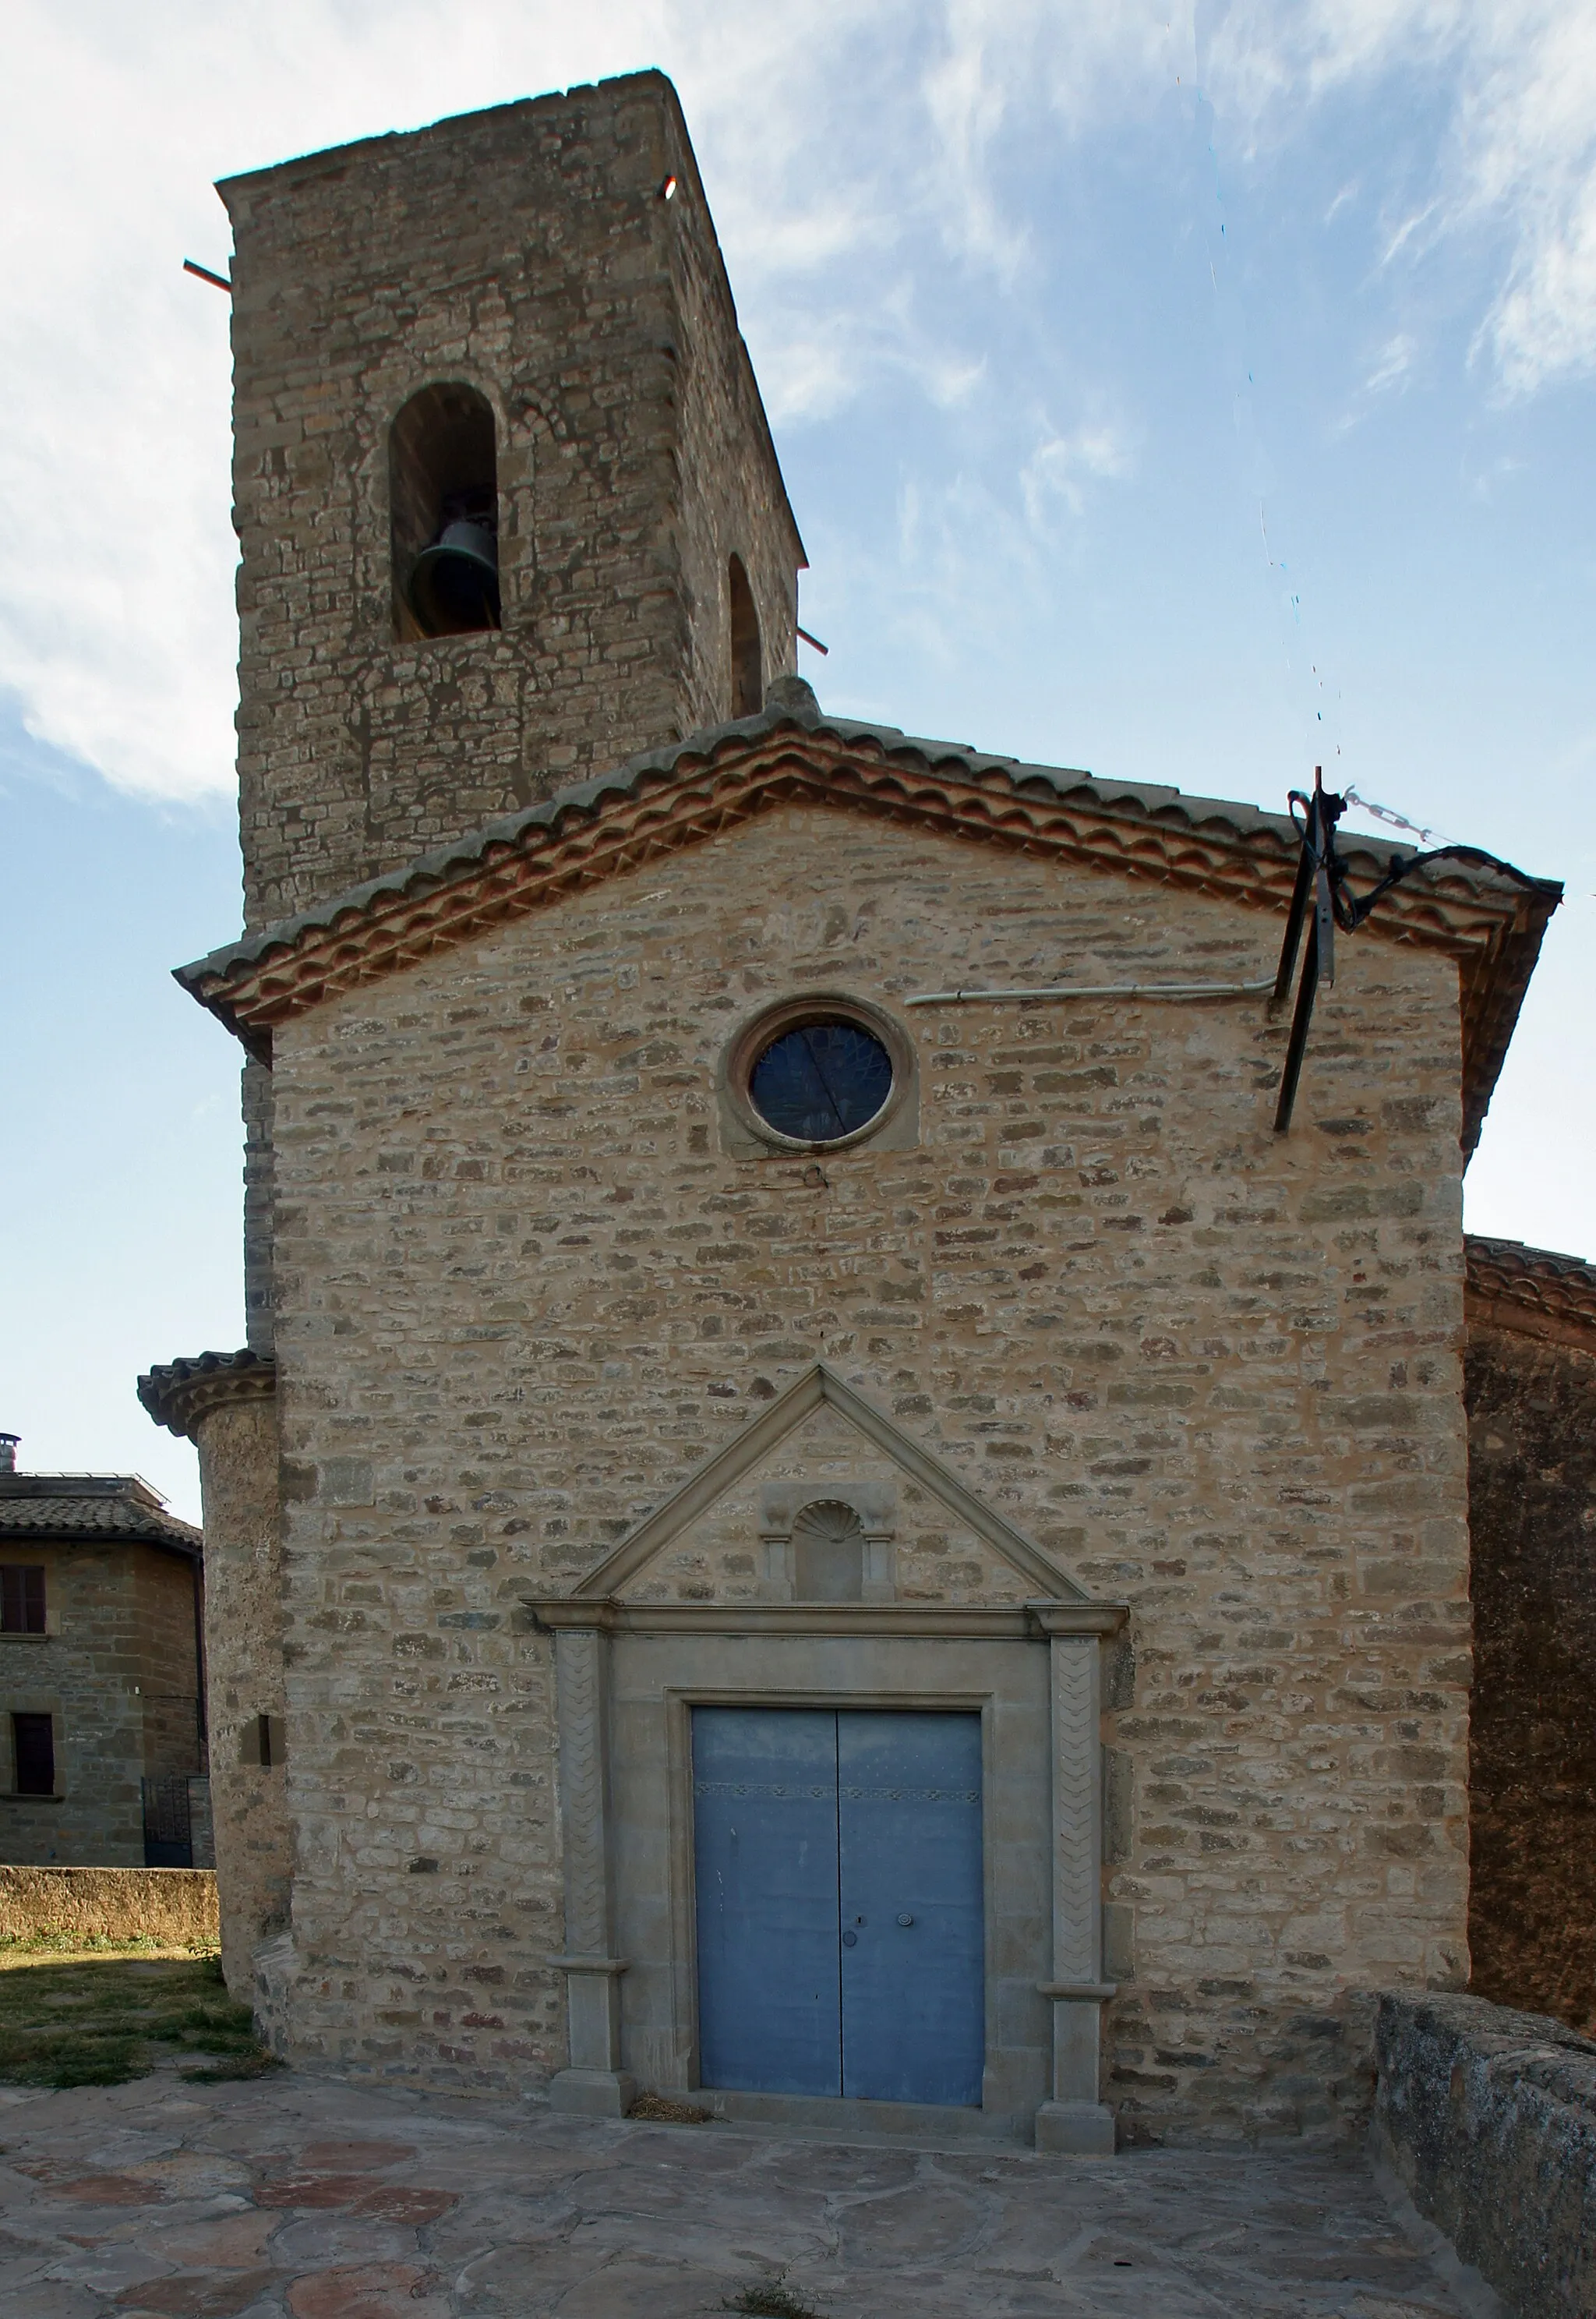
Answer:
[
  {"left": 729, "top": 553, "right": 762, "bottom": 716},
  {"left": 390, "top": 383, "right": 500, "bottom": 641}
]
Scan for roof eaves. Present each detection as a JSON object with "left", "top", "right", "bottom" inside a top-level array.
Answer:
[
  {"left": 173, "top": 703, "right": 1400, "bottom": 1003},
  {"left": 1465, "top": 1233, "right": 1596, "bottom": 1349},
  {"left": 171, "top": 701, "right": 1558, "bottom": 1151}
]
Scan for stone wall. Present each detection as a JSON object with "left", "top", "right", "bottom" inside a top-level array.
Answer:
[
  {"left": 192, "top": 1392, "right": 290, "bottom": 1997},
  {"left": 263, "top": 804, "right": 1471, "bottom": 2132},
  {"left": 1375, "top": 1989, "right": 1596, "bottom": 2317},
  {"left": 0, "top": 1542, "right": 203, "bottom": 1868},
  {"left": 1465, "top": 1313, "right": 1596, "bottom": 2034},
  {"left": 221, "top": 71, "right": 801, "bottom": 931},
  {"left": 243, "top": 1059, "right": 276, "bottom": 1357},
  {"left": 0, "top": 1863, "right": 219, "bottom": 1949}
]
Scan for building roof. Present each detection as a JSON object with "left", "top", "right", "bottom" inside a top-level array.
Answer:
[
  {"left": 0, "top": 1471, "right": 202, "bottom": 1554},
  {"left": 1465, "top": 1235, "right": 1596, "bottom": 1354},
  {"left": 174, "top": 684, "right": 1561, "bottom": 1158}
]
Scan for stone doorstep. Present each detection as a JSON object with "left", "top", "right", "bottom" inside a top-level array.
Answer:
[{"left": 553, "top": 2073, "right": 1114, "bottom": 2155}]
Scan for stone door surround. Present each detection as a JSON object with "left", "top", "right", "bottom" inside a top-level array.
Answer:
[{"left": 528, "top": 1364, "right": 1127, "bottom": 2152}]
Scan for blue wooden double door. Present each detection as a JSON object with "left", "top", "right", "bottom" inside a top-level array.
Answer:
[{"left": 692, "top": 1707, "right": 984, "bottom": 2106}]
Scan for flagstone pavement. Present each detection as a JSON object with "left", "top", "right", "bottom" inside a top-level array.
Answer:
[{"left": 0, "top": 2065, "right": 1485, "bottom": 2319}]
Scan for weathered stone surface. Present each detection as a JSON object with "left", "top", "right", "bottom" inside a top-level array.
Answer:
[
  {"left": 0, "top": 2060, "right": 1479, "bottom": 2314},
  {"left": 189, "top": 1393, "right": 288, "bottom": 1998},
  {"left": 257, "top": 801, "right": 1472, "bottom": 2135},
  {"left": 1375, "top": 1988, "right": 1596, "bottom": 2317},
  {"left": 1464, "top": 1310, "right": 1596, "bottom": 2034}
]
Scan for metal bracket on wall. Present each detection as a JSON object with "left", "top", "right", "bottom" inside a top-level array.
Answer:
[
  {"left": 1269, "top": 768, "right": 1347, "bottom": 1136},
  {"left": 1269, "top": 768, "right": 1559, "bottom": 1134}
]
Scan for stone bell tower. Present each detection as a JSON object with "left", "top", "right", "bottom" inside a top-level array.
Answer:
[
  {"left": 218, "top": 70, "right": 805, "bottom": 1356},
  {"left": 220, "top": 69, "right": 805, "bottom": 935}
]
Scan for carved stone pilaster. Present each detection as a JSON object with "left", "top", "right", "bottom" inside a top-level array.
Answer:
[
  {"left": 548, "top": 1625, "right": 634, "bottom": 2116},
  {"left": 1036, "top": 1634, "right": 1117, "bottom": 2154}
]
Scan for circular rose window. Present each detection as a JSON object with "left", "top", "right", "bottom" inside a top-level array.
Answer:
[{"left": 747, "top": 1018, "right": 894, "bottom": 1145}]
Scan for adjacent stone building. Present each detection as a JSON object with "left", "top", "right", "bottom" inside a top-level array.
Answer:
[
  {"left": 140, "top": 71, "right": 1577, "bottom": 2147},
  {"left": 0, "top": 1433, "right": 208, "bottom": 1868},
  {"left": 1464, "top": 1236, "right": 1596, "bottom": 2038}
]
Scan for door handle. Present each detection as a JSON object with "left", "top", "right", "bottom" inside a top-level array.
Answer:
[
  {"left": 842, "top": 1930, "right": 858, "bottom": 1947},
  {"left": 896, "top": 1914, "right": 914, "bottom": 1927}
]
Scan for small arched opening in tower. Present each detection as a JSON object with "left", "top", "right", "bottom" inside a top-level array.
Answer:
[
  {"left": 728, "top": 553, "right": 762, "bottom": 716},
  {"left": 390, "top": 384, "right": 500, "bottom": 641}
]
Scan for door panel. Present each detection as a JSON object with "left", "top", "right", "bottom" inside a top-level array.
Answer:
[
  {"left": 837, "top": 1709, "right": 984, "bottom": 2105},
  {"left": 692, "top": 1707, "right": 842, "bottom": 2095}
]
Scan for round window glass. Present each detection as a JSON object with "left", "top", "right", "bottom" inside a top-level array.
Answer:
[{"left": 748, "top": 1019, "right": 894, "bottom": 1144}]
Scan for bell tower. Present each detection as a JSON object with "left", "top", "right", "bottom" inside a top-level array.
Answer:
[{"left": 220, "top": 70, "right": 804, "bottom": 932}]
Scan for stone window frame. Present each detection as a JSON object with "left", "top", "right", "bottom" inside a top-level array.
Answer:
[{"left": 715, "top": 990, "right": 920, "bottom": 1161}]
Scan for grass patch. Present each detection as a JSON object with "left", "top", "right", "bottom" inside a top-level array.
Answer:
[
  {"left": 0, "top": 1946, "right": 277, "bottom": 2089},
  {"left": 0, "top": 1931, "right": 201, "bottom": 1957},
  {"left": 724, "top": 2284, "right": 826, "bottom": 2318}
]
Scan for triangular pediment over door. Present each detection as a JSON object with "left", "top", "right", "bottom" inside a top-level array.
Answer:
[{"left": 533, "top": 1363, "right": 1107, "bottom": 1628}]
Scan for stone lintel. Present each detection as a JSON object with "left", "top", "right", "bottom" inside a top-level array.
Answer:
[{"left": 527, "top": 1597, "right": 1125, "bottom": 1640}]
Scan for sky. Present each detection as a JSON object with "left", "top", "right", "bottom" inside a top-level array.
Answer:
[{"left": 2, "top": 0, "right": 1593, "bottom": 1522}]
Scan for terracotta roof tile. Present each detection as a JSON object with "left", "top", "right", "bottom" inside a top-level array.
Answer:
[
  {"left": 1466, "top": 1234, "right": 1596, "bottom": 1352},
  {"left": 138, "top": 1349, "right": 276, "bottom": 1443},
  {"left": 173, "top": 691, "right": 1561, "bottom": 1159},
  {"left": 0, "top": 1473, "right": 201, "bottom": 1551}
]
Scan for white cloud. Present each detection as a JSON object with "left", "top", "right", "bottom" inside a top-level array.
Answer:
[
  {"left": 0, "top": 0, "right": 1592, "bottom": 804},
  {"left": 1021, "top": 422, "right": 1135, "bottom": 528},
  {"left": 1365, "top": 332, "right": 1419, "bottom": 394}
]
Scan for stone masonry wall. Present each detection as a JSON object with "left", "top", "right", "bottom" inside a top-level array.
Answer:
[
  {"left": 264, "top": 805, "right": 1471, "bottom": 2135},
  {"left": 193, "top": 1395, "right": 291, "bottom": 1998},
  {"left": 1465, "top": 1320, "right": 1596, "bottom": 2034},
  {"left": 1375, "top": 1989, "right": 1596, "bottom": 2317},
  {"left": 137, "top": 1549, "right": 206, "bottom": 1777},
  {"left": 221, "top": 72, "right": 801, "bottom": 931},
  {"left": 0, "top": 1543, "right": 203, "bottom": 1867},
  {"left": 243, "top": 1059, "right": 276, "bottom": 1358},
  {"left": 662, "top": 102, "right": 799, "bottom": 720}
]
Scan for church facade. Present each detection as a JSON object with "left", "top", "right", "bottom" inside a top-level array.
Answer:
[{"left": 140, "top": 72, "right": 1561, "bottom": 2148}]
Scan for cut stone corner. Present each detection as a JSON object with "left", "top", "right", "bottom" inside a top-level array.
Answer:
[
  {"left": 1033, "top": 2100, "right": 1117, "bottom": 2155},
  {"left": 549, "top": 2066, "right": 638, "bottom": 2119}
]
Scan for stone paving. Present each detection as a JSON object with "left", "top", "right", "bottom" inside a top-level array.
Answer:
[{"left": 0, "top": 2066, "right": 1480, "bottom": 2318}]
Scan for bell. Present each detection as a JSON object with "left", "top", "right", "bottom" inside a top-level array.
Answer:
[{"left": 407, "top": 518, "right": 500, "bottom": 636}]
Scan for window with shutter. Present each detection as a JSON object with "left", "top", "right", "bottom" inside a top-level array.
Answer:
[{"left": 0, "top": 1566, "right": 45, "bottom": 1634}]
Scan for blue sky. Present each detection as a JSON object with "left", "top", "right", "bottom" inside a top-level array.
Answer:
[{"left": 2, "top": 1, "right": 1593, "bottom": 1519}]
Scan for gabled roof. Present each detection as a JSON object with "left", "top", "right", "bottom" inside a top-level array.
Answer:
[
  {"left": 565, "top": 1360, "right": 1086, "bottom": 1603},
  {"left": 1466, "top": 1235, "right": 1596, "bottom": 1354},
  {"left": 175, "top": 685, "right": 1559, "bottom": 1154},
  {"left": 0, "top": 1472, "right": 201, "bottom": 1555}
]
